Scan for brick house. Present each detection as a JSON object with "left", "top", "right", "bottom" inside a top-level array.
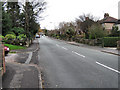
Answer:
[
  {"left": 115, "top": 19, "right": 120, "bottom": 31},
  {"left": 100, "top": 13, "right": 118, "bottom": 34}
]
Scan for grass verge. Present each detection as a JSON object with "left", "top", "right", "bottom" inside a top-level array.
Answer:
[{"left": 4, "top": 44, "right": 26, "bottom": 50}]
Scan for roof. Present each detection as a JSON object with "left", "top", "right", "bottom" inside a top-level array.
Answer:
[
  {"left": 115, "top": 19, "right": 120, "bottom": 24},
  {"left": 100, "top": 16, "right": 117, "bottom": 23}
]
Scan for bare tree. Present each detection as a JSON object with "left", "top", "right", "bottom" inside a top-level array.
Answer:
[{"left": 75, "top": 13, "right": 99, "bottom": 39}]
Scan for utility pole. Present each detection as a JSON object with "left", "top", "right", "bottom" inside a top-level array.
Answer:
[{"left": 118, "top": 1, "right": 120, "bottom": 19}]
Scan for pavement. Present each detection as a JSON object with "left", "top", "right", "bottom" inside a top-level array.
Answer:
[
  {"left": 68, "top": 41, "right": 120, "bottom": 56},
  {"left": 2, "top": 39, "right": 42, "bottom": 89},
  {"left": 38, "top": 36, "right": 119, "bottom": 88},
  {"left": 64, "top": 41, "right": 119, "bottom": 56}
]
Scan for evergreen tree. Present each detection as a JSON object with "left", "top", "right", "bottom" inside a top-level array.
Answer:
[
  {"left": 7, "top": 1, "right": 20, "bottom": 27},
  {"left": 2, "top": 5, "right": 12, "bottom": 36}
]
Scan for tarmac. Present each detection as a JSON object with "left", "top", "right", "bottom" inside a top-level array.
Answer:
[{"left": 2, "top": 39, "right": 42, "bottom": 89}]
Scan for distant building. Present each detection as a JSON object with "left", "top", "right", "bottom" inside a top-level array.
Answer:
[{"left": 100, "top": 13, "right": 117, "bottom": 34}]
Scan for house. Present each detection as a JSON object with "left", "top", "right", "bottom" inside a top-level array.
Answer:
[
  {"left": 115, "top": 19, "right": 120, "bottom": 31},
  {"left": 100, "top": 13, "right": 118, "bottom": 34}
]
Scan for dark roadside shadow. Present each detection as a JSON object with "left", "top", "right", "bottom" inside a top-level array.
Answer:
[{"left": 2, "top": 64, "right": 16, "bottom": 88}]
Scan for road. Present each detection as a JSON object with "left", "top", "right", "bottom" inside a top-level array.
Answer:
[{"left": 38, "top": 36, "right": 119, "bottom": 88}]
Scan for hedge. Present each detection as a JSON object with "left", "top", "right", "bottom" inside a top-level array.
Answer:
[{"left": 103, "top": 37, "right": 120, "bottom": 47}]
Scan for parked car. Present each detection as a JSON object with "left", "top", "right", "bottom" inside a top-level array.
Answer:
[
  {"left": 36, "top": 34, "right": 40, "bottom": 38},
  {"left": 4, "top": 46, "right": 10, "bottom": 55}
]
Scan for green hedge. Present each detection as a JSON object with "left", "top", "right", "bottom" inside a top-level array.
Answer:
[{"left": 103, "top": 37, "right": 120, "bottom": 47}]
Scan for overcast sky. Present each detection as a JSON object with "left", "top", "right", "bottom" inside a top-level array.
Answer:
[{"left": 39, "top": 0, "right": 119, "bottom": 30}]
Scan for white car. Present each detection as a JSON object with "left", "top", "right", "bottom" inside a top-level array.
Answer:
[{"left": 36, "top": 34, "right": 40, "bottom": 38}]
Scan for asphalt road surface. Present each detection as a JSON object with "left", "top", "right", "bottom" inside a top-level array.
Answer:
[{"left": 38, "top": 36, "right": 119, "bottom": 88}]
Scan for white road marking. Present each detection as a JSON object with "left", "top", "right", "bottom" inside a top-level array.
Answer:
[
  {"left": 62, "top": 47, "right": 68, "bottom": 50},
  {"left": 96, "top": 61, "right": 120, "bottom": 74},
  {"left": 25, "top": 52, "right": 33, "bottom": 64},
  {"left": 72, "top": 51, "right": 85, "bottom": 58},
  {"left": 56, "top": 44, "right": 60, "bottom": 47}
]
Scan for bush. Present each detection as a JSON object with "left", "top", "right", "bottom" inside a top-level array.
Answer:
[
  {"left": 5, "top": 34, "right": 16, "bottom": 40},
  {"left": 60, "top": 34, "right": 66, "bottom": 40},
  {"left": 66, "top": 27, "right": 75, "bottom": 39},
  {"left": 11, "top": 27, "right": 25, "bottom": 36},
  {"left": 52, "top": 34, "right": 56, "bottom": 37},
  {"left": 108, "top": 26, "right": 120, "bottom": 37},
  {"left": 17, "top": 34, "right": 27, "bottom": 40},
  {"left": 4, "top": 34, "right": 16, "bottom": 44},
  {"left": 56, "top": 35, "right": 60, "bottom": 39},
  {"left": 88, "top": 24, "right": 107, "bottom": 39},
  {"left": 0, "top": 34, "right": 4, "bottom": 42},
  {"left": 17, "top": 34, "right": 27, "bottom": 46},
  {"left": 103, "top": 37, "right": 120, "bottom": 47},
  {"left": 0, "top": 34, "right": 4, "bottom": 39},
  {"left": 0, "top": 34, "right": 4, "bottom": 38},
  {"left": 5, "top": 31, "right": 16, "bottom": 36}
]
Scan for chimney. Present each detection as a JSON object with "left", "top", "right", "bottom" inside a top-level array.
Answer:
[
  {"left": 104, "top": 13, "right": 109, "bottom": 18},
  {"left": 85, "top": 17, "right": 89, "bottom": 21}
]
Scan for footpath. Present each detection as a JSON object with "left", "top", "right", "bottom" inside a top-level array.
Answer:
[
  {"left": 2, "top": 39, "right": 42, "bottom": 89},
  {"left": 67, "top": 42, "right": 120, "bottom": 56}
]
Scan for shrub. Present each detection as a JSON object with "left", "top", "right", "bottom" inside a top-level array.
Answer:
[
  {"left": 0, "top": 34, "right": 4, "bottom": 39},
  {"left": 0, "top": 34, "right": 4, "bottom": 42},
  {"left": 6, "top": 31, "right": 16, "bottom": 36},
  {"left": 4, "top": 34, "right": 16, "bottom": 44},
  {"left": 52, "top": 34, "right": 56, "bottom": 37},
  {"left": 14, "top": 39, "right": 20, "bottom": 45},
  {"left": 17, "top": 34, "right": 27, "bottom": 40},
  {"left": 88, "top": 24, "right": 107, "bottom": 39},
  {"left": 5, "top": 34, "right": 16, "bottom": 40},
  {"left": 103, "top": 37, "right": 120, "bottom": 47},
  {"left": 17, "top": 34, "right": 27, "bottom": 46},
  {"left": 56, "top": 35, "right": 60, "bottom": 39},
  {"left": 109, "top": 26, "right": 120, "bottom": 37},
  {"left": 60, "top": 34, "right": 66, "bottom": 40},
  {"left": 66, "top": 27, "right": 75, "bottom": 38},
  {"left": 11, "top": 27, "right": 25, "bottom": 36}
]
